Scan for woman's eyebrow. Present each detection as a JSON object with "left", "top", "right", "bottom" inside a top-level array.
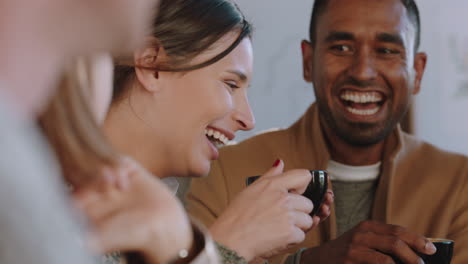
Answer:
[{"left": 226, "top": 70, "right": 247, "bottom": 82}]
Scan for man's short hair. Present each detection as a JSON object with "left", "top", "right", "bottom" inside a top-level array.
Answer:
[{"left": 308, "top": 0, "right": 421, "bottom": 51}]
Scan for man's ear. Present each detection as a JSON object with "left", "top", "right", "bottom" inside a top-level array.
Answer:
[
  {"left": 134, "top": 37, "right": 165, "bottom": 93},
  {"left": 412, "top": 52, "right": 427, "bottom": 95},
  {"left": 301, "top": 40, "right": 314, "bottom": 83}
]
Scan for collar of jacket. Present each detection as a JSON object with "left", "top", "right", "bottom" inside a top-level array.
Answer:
[{"left": 287, "top": 103, "right": 406, "bottom": 239}]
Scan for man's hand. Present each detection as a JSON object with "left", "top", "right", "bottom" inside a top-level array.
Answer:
[
  {"left": 301, "top": 220, "right": 437, "bottom": 264},
  {"left": 310, "top": 189, "right": 334, "bottom": 230}
]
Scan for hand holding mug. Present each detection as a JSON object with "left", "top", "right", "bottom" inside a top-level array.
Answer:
[
  {"left": 301, "top": 220, "right": 437, "bottom": 264},
  {"left": 210, "top": 159, "right": 315, "bottom": 261}
]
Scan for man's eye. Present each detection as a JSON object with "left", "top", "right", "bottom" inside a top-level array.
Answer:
[
  {"left": 378, "top": 48, "right": 400, "bottom": 55},
  {"left": 331, "top": 45, "right": 352, "bottom": 52}
]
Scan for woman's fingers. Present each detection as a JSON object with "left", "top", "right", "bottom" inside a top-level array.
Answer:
[
  {"left": 287, "top": 193, "right": 314, "bottom": 214},
  {"left": 290, "top": 211, "right": 314, "bottom": 231}
]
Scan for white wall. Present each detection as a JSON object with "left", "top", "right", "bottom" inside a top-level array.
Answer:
[
  {"left": 415, "top": 0, "right": 468, "bottom": 155},
  {"left": 234, "top": 0, "right": 468, "bottom": 156},
  {"left": 234, "top": 0, "right": 315, "bottom": 141}
]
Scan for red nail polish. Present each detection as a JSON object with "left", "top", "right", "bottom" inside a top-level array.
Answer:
[{"left": 272, "top": 159, "right": 280, "bottom": 167}]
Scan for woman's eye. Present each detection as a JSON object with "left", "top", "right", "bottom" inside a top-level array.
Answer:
[{"left": 224, "top": 81, "right": 239, "bottom": 90}]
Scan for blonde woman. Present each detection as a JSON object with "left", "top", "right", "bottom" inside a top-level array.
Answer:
[{"left": 39, "top": 55, "right": 219, "bottom": 264}]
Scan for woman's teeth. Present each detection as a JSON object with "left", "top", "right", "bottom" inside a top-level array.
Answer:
[{"left": 205, "top": 128, "right": 229, "bottom": 146}]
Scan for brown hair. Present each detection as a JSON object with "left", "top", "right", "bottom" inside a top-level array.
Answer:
[
  {"left": 113, "top": 0, "right": 253, "bottom": 102},
  {"left": 39, "top": 57, "right": 117, "bottom": 186}
]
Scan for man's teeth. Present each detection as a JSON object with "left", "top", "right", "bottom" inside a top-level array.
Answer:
[
  {"left": 340, "top": 91, "right": 383, "bottom": 103},
  {"left": 346, "top": 106, "right": 380, "bottom": 116},
  {"left": 205, "top": 128, "right": 229, "bottom": 145}
]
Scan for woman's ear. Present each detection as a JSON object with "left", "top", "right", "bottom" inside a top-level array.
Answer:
[{"left": 133, "top": 38, "right": 165, "bottom": 93}]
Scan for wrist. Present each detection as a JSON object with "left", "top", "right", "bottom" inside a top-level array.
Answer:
[
  {"left": 170, "top": 223, "right": 203, "bottom": 264},
  {"left": 215, "top": 242, "right": 248, "bottom": 264},
  {"left": 170, "top": 219, "right": 219, "bottom": 264},
  {"left": 210, "top": 218, "right": 255, "bottom": 262},
  {"left": 210, "top": 228, "right": 253, "bottom": 261},
  {"left": 154, "top": 215, "right": 193, "bottom": 264},
  {"left": 131, "top": 221, "right": 199, "bottom": 264}
]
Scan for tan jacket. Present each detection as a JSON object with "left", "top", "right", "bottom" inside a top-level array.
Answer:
[{"left": 187, "top": 104, "right": 468, "bottom": 264}]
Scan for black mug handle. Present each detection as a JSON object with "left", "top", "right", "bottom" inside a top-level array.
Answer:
[{"left": 245, "top": 175, "right": 260, "bottom": 186}]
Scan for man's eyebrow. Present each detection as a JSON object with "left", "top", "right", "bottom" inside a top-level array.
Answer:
[
  {"left": 226, "top": 70, "right": 247, "bottom": 81},
  {"left": 324, "top": 31, "right": 355, "bottom": 42},
  {"left": 376, "top": 32, "right": 404, "bottom": 46}
]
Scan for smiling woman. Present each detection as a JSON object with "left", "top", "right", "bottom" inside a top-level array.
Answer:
[
  {"left": 107, "top": 0, "right": 255, "bottom": 179},
  {"left": 103, "top": 0, "right": 333, "bottom": 263}
]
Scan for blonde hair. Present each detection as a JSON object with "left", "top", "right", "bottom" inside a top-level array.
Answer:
[{"left": 39, "top": 57, "right": 117, "bottom": 186}]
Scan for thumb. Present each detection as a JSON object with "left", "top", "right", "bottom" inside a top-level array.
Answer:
[{"left": 261, "top": 159, "right": 284, "bottom": 178}]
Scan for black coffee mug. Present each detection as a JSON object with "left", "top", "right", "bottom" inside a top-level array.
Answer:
[
  {"left": 246, "top": 170, "right": 328, "bottom": 216},
  {"left": 420, "top": 238, "right": 454, "bottom": 264},
  {"left": 394, "top": 238, "right": 454, "bottom": 264}
]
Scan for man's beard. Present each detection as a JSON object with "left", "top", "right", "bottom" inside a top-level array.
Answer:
[{"left": 317, "top": 100, "right": 408, "bottom": 147}]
